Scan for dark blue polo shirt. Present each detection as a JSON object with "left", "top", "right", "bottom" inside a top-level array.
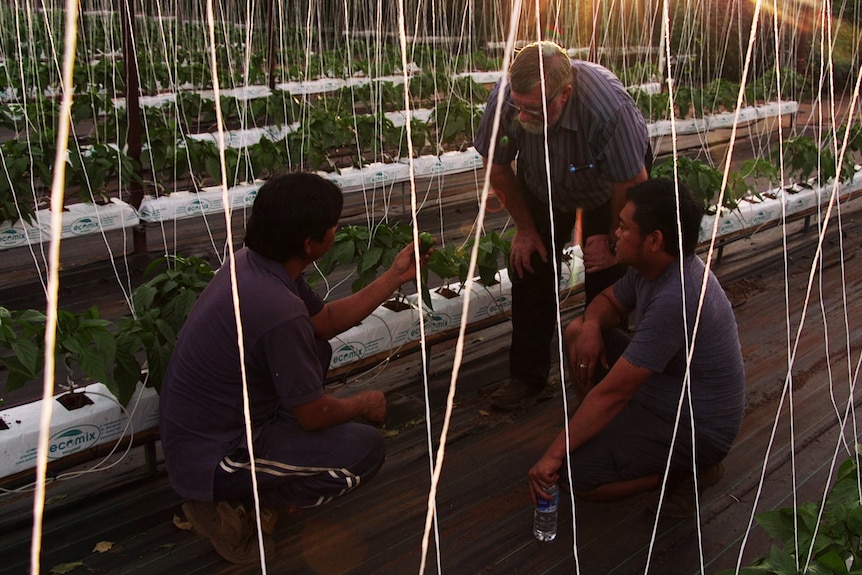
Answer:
[
  {"left": 474, "top": 59, "right": 649, "bottom": 213},
  {"left": 159, "top": 247, "right": 326, "bottom": 501}
]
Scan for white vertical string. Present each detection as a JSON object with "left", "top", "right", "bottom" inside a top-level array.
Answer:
[
  {"left": 525, "top": 6, "right": 583, "bottom": 571},
  {"left": 666, "top": 1, "right": 768, "bottom": 569},
  {"left": 400, "top": 0, "right": 443, "bottom": 571},
  {"left": 401, "top": 5, "right": 449, "bottom": 569},
  {"left": 416, "top": 3, "right": 523, "bottom": 572},
  {"left": 204, "top": 0, "right": 268, "bottom": 570},
  {"left": 30, "top": 0, "right": 78, "bottom": 573},
  {"left": 770, "top": 6, "right": 803, "bottom": 567},
  {"left": 643, "top": 0, "right": 684, "bottom": 568},
  {"left": 800, "top": 43, "right": 862, "bottom": 572}
]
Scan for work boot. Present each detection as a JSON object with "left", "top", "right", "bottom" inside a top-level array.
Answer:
[
  {"left": 182, "top": 500, "right": 275, "bottom": 564},
  {"left": 259, "top": 506, "right": 279, "bottom": 535},
  {"left": 490, "top": 379, "right": 545, "bottom": 411},
  {"left": 656, "top": 462, "right": 725, "bottom": 518}
]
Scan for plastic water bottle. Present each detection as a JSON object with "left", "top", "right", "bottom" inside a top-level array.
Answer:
[{"left": 533, "top": 483, "right": 559, "bottom": 541}]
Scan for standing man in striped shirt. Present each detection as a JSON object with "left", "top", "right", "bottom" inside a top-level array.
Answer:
[{"left": 474, "top": 41, "right": 651, "bottom": 411}]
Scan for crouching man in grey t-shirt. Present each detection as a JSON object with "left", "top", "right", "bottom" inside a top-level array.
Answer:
[{"left": 528, "top": 178, "right": 745, "bottom": 516}]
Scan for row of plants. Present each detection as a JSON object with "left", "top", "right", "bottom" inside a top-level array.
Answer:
[
  {"left": 3, "top": 132, "right": 862, "bottom": 406},
  {"left": 0, "top": 92, "right": 487, "bottom": 225},
  {"left": 0, "top": 72, "right": 490, "bottom": 141},
  {"left": 0, "top": 7, "right": 507, "bottom": 100},
  {"left": 652, "top": 122, "right": 862, "bottom": 215},
  {"left": 0, "top": 220, "right": 514, "bottom": 406},
  {"left": 134, "top": 93, "right": 483, "bottom": 191},
  {"left": 0, "top": 130, "right": 142, "bottom": 227},
  {"left": 0, "top": 255, "right": 214, "bottom": 407},
  {"left": 0, "top": 49, "right": 493, "bottom": 104},
  {"left": 629, "top": 67, "right": 811, "bottom": 122},
  {"left": 5, "top": 113, "right": 859, "bottom": 232}
]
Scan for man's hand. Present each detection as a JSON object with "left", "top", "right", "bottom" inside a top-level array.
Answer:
[
  {"left": 528, "top": 454, "right": 563, "bottom": 505},
  {"left": 358, "top": 390, "right": 387, "bottom": 425},
  {"left": 313, "top": 241, "right": 432, "bottom": 340},
  {"left": 583, "top": 234, "right": 617, "bottom": 273},
  {"left": 566, "top": 317, "right": 608, "bottom": 400},
  {"left": 293, "top": 390, "right": 387, "bottom": 430},
  {"left": 510, "top": 227, "right": 548, "bottom": 278},
  {"left": 389, "top": 242, "right": 431, "bottom": 285}
]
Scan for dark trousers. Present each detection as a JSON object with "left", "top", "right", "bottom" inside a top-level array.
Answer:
[
  {"left": 211, "top": 339, "right": 385, "bottom": 509},
  {"left": 509, "top": 145, "right": 652, "bottom": 387},
  {"left": 509, "top": 196, "right": 626, "bottom": 388},
  {"left": 212, "top": 414, "right": 385, "bottom": 509}
]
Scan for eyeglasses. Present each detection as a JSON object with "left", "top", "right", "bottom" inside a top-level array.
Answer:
[{"left": 506, "top": 86, "right": 566, "bottom": 119}]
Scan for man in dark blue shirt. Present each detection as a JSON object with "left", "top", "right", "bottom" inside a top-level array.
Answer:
[{"left": 160, "top": 172, "right": 427, "bottom": 563}]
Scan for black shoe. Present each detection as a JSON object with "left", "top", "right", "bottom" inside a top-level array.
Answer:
[{"left": 490, "top": 379, "right": 545, "bottom": 411}]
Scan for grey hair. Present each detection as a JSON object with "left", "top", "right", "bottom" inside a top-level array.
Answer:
[{"left": 508, "top": 41, "right": 573, "bottom": 96}]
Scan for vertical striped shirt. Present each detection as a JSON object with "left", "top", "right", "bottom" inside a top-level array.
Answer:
[{"left": 474, "top": 60, "right": 649, "bottom": 213}]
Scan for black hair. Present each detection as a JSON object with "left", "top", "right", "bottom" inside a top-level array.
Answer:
[
  {"left": 244, "top": 172, "right": 343, "bottom": 261},
  {"left": 626, "top": 178, "right": 703, "bottom": 257}
]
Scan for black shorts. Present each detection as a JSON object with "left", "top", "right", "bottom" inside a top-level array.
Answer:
[{"left": 567, "top": 400, "right": 727, "bottom": 492}]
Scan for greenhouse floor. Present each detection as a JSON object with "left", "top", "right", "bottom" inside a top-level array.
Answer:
[{"left": 1, "top": 185, "right": 861, "bottom": 574}]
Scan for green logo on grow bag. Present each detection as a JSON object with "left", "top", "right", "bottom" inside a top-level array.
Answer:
[
  {"left": 488, "top": 295, "right": 512, "bottom": 315},
  {"left": 366, "top": 171, "right": 391, "bottom": 185},
  {"left": 331, "top": 343, "right": 365, "bottom": 367},
  {"left": 427, "top": 161, "right": 445, "bottom": 174},
  {"left": 786, "top": 197, "right": 808, "bottom": 214},
  {"left": 465, "top": 155, "right": 483, "bottom": 168},
  {"left": 70, "top": 217, "right": 100, "bottom": 235},
  {"left": 183, "top": 199, "right": 211, "bottom": 214},
  {"left": 48, "top": 425, "right": 101, "bottom": 459},
  {"left": 750, "top": 210, "right": 768, "bottom": 225},
  {"left": 719, "top": 217, "right": 739, "bottom": 235},
  {"left": 410, "top": 313, "right": 451, "bottom": 339},
  {"left": 0, "top": 228, "right": 27, "bottom": 247},
  {"left": 243, "top": 189, "right": 258, "bottom": 205},
  {"left": 139, "top": 205, "right": 160, "bottom": 220}
]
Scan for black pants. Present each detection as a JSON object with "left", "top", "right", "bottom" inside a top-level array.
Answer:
[
  {"left": 508, "top": 196, "right": 626, "bottom": 388},
  {"left": 509, "top": 146, "right": 652, "bottom": 387}
]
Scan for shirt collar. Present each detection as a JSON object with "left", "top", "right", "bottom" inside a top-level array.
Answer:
[
  {"left": 557, "top": 85, "right": 579, "bottom": 133},
  {"left": 245, "top": 247, "right": 299, "bottom": 293}
]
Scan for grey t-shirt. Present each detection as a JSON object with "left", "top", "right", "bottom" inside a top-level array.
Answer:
[
  {"left": 613, "top": 255, "right": 745, "bottom": 450},
  {"left": 474, "top": 59, "right": 649, "bottom": 213}
]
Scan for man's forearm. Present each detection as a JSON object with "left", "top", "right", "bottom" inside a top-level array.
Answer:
[
  {"left": 487, "top": 161, "right": 537, "bottom": 232},
  {"left": 318, "top": 268, "right": 403, "bottom": 338},
  {"left": 543, "top": 384, "right": 630, "bottom": 460},
  {"left": 292, "top": 392, "right": 380, "bottom": 431},
  {"left": 543, "top": 358, "right": 649, "bottom": 460}
]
